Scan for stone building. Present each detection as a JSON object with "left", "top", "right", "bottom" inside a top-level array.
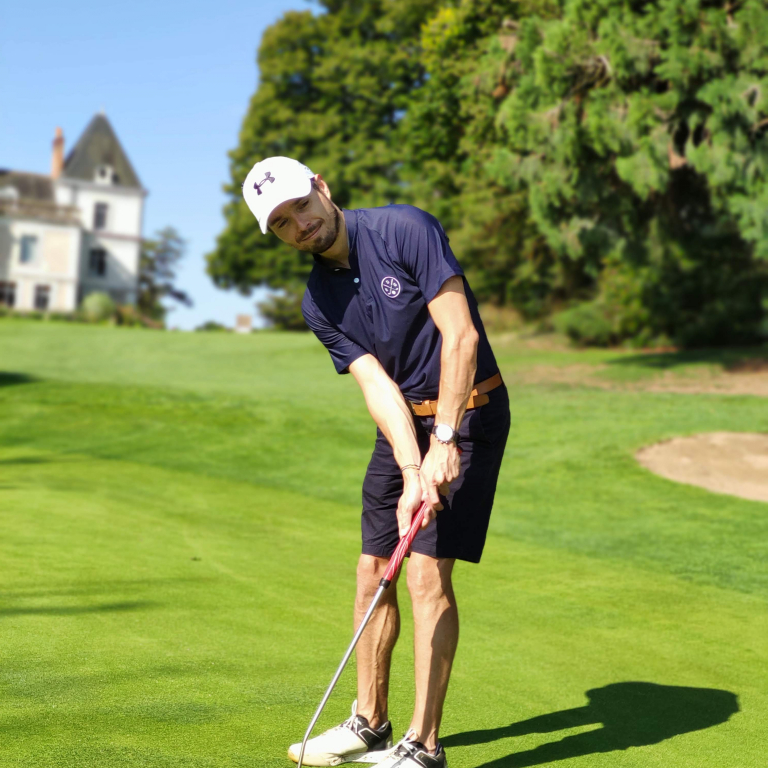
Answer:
[{"left": 0, "top": 114, "right": 146, "bottom": 312}]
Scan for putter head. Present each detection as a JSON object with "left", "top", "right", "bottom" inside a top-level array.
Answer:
[{"left": 296, "top": 741, "right": 306, "bottom": 768}]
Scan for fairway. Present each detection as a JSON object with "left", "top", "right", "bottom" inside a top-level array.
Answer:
[{"left": 1, "top": 320, "right": 766, "bottom": 768}]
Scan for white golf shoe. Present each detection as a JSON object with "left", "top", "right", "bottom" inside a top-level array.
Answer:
[
  {"left": 288, "top": 701, "right": 394, "bottom": 766},
  {"left": 368, "top": 732, "right": 447, "bottom": 768}
]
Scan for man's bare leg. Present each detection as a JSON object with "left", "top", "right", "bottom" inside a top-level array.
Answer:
[
  {"left": 407, "top": 554, "right": 458, "bottom": 752},
  {"left": 355, "top": 554, "right": 401, "bottom": 728}
]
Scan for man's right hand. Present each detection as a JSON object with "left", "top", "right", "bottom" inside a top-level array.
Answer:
[{"left": 397, "top": 469, "right": 426, "bottom": 537}]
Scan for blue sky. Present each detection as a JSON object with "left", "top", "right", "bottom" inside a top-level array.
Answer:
[{"left": 1, "top": 0, "right": 310, "bottom": 329}]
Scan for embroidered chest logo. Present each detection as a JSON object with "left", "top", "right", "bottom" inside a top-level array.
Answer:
[
  {"left": 253, "top": 171, "right": 275, "bottom": 195},
  {"left": 381, "top": 276, "right": 401, "bottom": 299}
]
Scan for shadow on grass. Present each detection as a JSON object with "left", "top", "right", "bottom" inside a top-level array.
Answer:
[
  {"left": 0, "top": 601, "right": 157, "bottom": 618},
  {"left": 1, "top": 577, "right": 203, "bottom": 600},
  {"left": 443, "top": 682, "right": 739, "bottom": 767},
  {"left": 0, "top": 663, "right": 230, "bottom": 705},
  {"left": 606, "top": 347, "right": 768, "bottom": 372},
  {"left": 0, "top": 456, "right": 53, "bottom": 466},
  {"left": 0, "top": 372, "right": 38, "bottom": 387}
]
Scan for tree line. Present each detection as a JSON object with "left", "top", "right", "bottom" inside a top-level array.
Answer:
[{"left": 207, "top": 0, "right": 768, "bottom": 346}]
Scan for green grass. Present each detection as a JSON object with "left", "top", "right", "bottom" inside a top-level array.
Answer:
[
  {"left": 1, "top": 319, "right": 766, "bottom": 768},
  {"left": 491, "top": 330, "right": 768, "bottom": 383}
]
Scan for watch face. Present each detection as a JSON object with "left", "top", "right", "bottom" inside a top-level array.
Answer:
[{"left": 435, "top": 424, "right": 454, "bottom": 442}]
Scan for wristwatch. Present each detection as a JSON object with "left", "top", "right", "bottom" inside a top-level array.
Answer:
[{"left": 431, "top": 423, "right": 458, "bottom": 445}]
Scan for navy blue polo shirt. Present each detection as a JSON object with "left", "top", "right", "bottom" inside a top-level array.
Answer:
[{"left": 301, "top": 205, "right": 498, "bottom": 402}]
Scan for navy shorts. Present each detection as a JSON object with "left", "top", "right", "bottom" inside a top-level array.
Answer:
[{"left": 361, "top": 385, "right": 510, "bottom": 563}]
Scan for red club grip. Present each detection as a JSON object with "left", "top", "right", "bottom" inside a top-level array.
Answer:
[
  {"left": 380, "top": 501, "right": 429, "bottom": 587},
  {"left": 379, "top": 448, "right": 461, "bottom": 587}
]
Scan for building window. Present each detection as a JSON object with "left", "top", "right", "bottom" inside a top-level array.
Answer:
[
  {"left": 89, "top": 248, "right": 107, "bottom": 277},
  {"left": 0, "top": 281, "right": 16, "bottom": 307},
  {"left": 95, "top": 165, "right": 116, "bottom": 185},
  {"left": 19, "top": 235, "right": 38, "bottom": 265},
  {"left": 34, "top": 285, "right": 50, "bottom": 311},
  {"left": 93, "top": 203, "right": 109, "bottom": 230}
]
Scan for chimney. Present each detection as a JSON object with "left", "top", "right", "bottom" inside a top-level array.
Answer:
[{"left": 51, "top": 127, "right": 64, "bottom": 179}]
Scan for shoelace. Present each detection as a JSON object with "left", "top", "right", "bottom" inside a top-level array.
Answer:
[
  {"left": 331, "top": 714, "right": 361, "bottom": 734},
  {"left": 389, "top": 738, "right": 420, "bottom": 762},
  {"left": 336, "top": 706, "right": 390, "bottom": 740},
  {"left": 328, "top": 701, "right": 363, "bottom": 734}
]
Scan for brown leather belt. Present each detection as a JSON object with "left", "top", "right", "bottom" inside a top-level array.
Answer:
[{"left": 409, "top": 372, "right": 503, "bottom": 417}]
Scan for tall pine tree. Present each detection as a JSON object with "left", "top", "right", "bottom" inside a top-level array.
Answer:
[{"left": 479, "top": 0, "right": 768, "bottom": 344}]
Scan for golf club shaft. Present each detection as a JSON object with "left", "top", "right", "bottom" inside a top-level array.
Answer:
[
  {"left": 296, "top": 583, "right": 385, "bottom": 768},
  {"left": 296, "top": 501, "right": 429, "bottom": 768}
]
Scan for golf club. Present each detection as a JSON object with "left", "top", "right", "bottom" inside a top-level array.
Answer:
[{"left": 295, "top": 500, "right": 430, "bottom": 768}]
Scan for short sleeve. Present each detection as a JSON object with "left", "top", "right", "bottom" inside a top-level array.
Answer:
[
  {"left": 302, "top": 289, "right": 367, "bottom": 374},
  {"left": 395, "top": 207, "right": 464, "bottom": 303}
]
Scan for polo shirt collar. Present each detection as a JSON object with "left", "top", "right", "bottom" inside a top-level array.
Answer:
[{"left": 344, "top": 208, "right": 358, "bottom": 257}]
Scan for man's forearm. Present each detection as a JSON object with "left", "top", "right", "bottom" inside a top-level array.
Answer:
[
  {"left": 350, "top": 354, "right": 429, "bottom": 534},
  {"left": 354, "top": 359, "right": 422, "bottom": 468},
  {"left": 434, "top": 327, "right": 479, "bottom": 429}
]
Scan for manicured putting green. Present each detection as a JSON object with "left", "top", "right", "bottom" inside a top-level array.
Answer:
[{"left": 1, "top": 321, "right": 766, "bottom": 767}]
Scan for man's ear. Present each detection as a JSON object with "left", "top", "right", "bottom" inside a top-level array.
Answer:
[{"left": 313, "top": 174, "right": 332, "bottom": 200}]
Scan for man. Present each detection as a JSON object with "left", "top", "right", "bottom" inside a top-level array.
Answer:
[{"left": 243, "top": 157, "right": 510, "bottom": 768}]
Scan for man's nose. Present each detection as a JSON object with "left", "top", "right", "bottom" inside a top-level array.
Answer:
[{"left": 297, "top": 216, "right": 314, "bottom": 234}]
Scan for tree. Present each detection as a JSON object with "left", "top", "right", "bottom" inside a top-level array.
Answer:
[
  {"left": 211, "top": 0, "right": 768, "bottom": 345},
  {"left": 257, "top": 290, "right": 307, "bottom": 331},
  {"left": 399, "top": 1, "right": 566, "bottom": 318},
  {"left": 138, "top": 227, "right": 193, "bottom": 322},
  {"left": 195, "top": 320, "right": 230, "bottom": 332},
  {"left": 475, "top": 0, "right": 768, "bottom": 344},
  {"left": 206, "top": 0, "right": 441, "bottom": 328}
]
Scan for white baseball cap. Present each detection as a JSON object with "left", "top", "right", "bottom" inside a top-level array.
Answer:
[{"left": 242, "top": 156, "right": 315, "bottom": 234}]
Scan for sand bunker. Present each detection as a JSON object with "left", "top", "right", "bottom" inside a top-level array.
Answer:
[{"left": 637, "top": 432, "right": 768, "bottom": 504}]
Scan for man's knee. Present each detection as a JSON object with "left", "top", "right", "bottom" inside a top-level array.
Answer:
[
  {"left": 356, "top": 555, "right": 390, "bottom": 604},
  {"left": 407, "top": 555, "right": 455, "bottom": 604}
]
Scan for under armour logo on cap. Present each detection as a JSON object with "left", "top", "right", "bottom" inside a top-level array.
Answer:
[{"left": 254, "top": 172, "right": 275, "bottom": 195}]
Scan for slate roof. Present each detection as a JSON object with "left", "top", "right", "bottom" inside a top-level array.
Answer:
[
  {"left": 62, "top": 113, "right": 142, "bottom": 189},
  {"left": 0, "top": 170, "right": 54, "bottom": 202},
  {"left": 0, "top": 170, "right": 80, "bottom": 224}
]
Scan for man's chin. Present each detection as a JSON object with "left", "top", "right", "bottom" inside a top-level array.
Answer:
[
  {"left": 307, "top": 232, "right": 337, "bottom": 255},
  {"left": 300, "top": 209, "right": 340, "bottom": 254}
]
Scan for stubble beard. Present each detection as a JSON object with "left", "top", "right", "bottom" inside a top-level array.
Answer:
[{"left": 308, "top": 205, "right": 341, "bottom": 256}]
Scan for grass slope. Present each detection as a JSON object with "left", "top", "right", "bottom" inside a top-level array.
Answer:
[{"left": 1, "top": 320, "right": 766, "bottom": 768}]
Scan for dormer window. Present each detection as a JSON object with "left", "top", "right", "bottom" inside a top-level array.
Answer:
[
  {"left": 94, "top": 164, "right": 115, "bottom": 185},
  {"left": 94, "top": 203, "right": 108, "bottom": 230}
]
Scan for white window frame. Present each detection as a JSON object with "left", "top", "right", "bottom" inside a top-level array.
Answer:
[
  {"left": 19, "top": 234, "right": 39, "bottom": 266},
  {"left": 93, "top": 202, "right": 109, "bottom": 231},
  {"left": 89, "top": 247, "right": 108, "bottom": 277},
  {"left": 0, "top": 281, "right": 16, "bottom": 308},
  {"left": 34, "top": 284, "right": 51, "bottom": 311}
]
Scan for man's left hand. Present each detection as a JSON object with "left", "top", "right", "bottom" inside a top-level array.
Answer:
[{"left": 419, "top": 438, "right": 461, "bottom": 526}]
